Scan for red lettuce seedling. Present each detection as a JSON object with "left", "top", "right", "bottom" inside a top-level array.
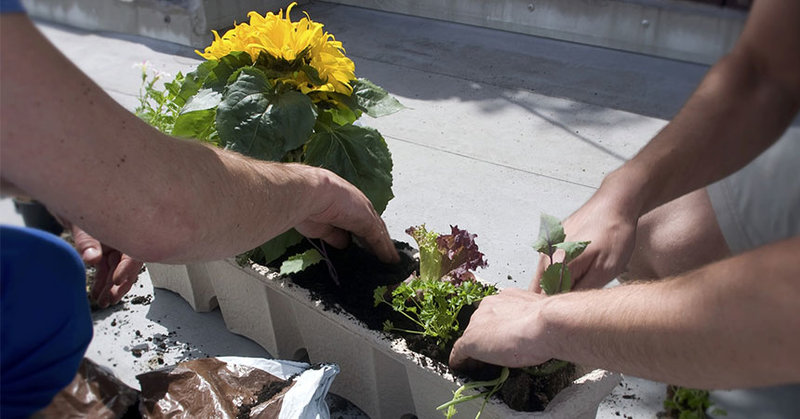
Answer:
[
  {"left": 374, "top": 225, "right": 494, "bottom": 349},
  {"left": 406, "top": 225, "right": 488, "bottom": 286}
]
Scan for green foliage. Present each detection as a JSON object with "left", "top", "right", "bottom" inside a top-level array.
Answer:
[
  {"left": 216, "top": 68, "right": 317, "bottom": 161},
  {"left": 279, "top": 249, "right": 324, "bottom": 275},
  {"left": 135, "top": 50, "right": 404, "bottom": 266},
  {"left": 373, "top": 225, "right": 496, "bottom": 418},
  {"left": 663, "top": 385, "right": 726, "bottom": 419},
  {"left": 533, "top": 213, "right": 590, "bottom": 295},
  {"left": 374, "top": 278, "right": 496, "bottom": 349},
  {"left": 134, "top": 66, "right": 184, "bottom": 135},
  {"left": 406, "top": 224, "right": 443, "bottom": 282},
  {"left": 437, "top": 367, "right": 509, "bottom": 419},
  {"left": 351, "top": 78, "right": 406, "bottom": 118},
  {"left": 305, "top": 123, "right": 394, "bottom": 214}
]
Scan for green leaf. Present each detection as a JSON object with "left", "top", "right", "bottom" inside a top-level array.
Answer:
[
  {"left": 322, "top": 107, "right": 358, "bottom": 126},
  {"left": 216, "top": 67, "right": 317, "bottom": 161},
  {"left": 406, "top": 225, "right": 443, "bottom": 283},
  {"left": 181, "top": 51, "right": 252, "bottom": 100},
  {"left": 172, "top": 108, "right": 217, "bottom": 140},
  {"left": 553, "top": 240, "right": 591, "bottom": 264},
  {"left": 175, "top": 51, "right": 251, "bottom": 108},
  {"left": 305, "top": 124, "right": 393, "bottom": 213},
  {"left": 351, "top": 78, "right": 405, "bottom": 118},
  {"left": 301, "top": 64, "right": 326, "bottom": 86},
  {"left": 373, "top": 285, "right": 388, "bottom": 307},
  {"left": 174, "top": 60, "right": 217, "bottom": 107},
  {"left": 279, "top": 249, "right": 324, "bottom": 275},
  {"left": 540, "top": 262, "right": 571, "bottom": 295},
  {"left": 257, "top": 229, "right": 305, "bottom": 265},
  {"left": 182, "top": 88, "right": 223, "bottom": 112},
  {"left": 171, "top": 88, "right": 222, "bottom": 140},
  {"left": 532, "top": 213, "right": 566, "bottom": 255}
]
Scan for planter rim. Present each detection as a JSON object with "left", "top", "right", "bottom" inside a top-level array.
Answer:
[{"left": 226, "top": 258, "right": 618, "bottom": 394}]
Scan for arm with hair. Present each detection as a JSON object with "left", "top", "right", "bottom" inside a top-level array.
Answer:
[
  {"left": 0, "top": 14, "right": 398, "bottom": 265},
  {"left": 532, "top": 0, "right": 800, "bottom": 291},
  {"left": 454, "top": 236, "right": 800, "bottom": 388}
]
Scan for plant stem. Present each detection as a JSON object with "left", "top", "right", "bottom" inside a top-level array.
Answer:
[
  {"left": 437, "top": 367, "right": 510, "bottom": 418},
  {"left": 307, "top": 239, "right": 339, "bottom": 285}
]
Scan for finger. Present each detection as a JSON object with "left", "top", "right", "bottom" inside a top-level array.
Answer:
[
  {"left": 96, "top": 250, "right": 122, "bottom": 308},
  {"left": 108, "top": 276, "right": 137, "bottom": 306},
  {"left": 297, "top": 221, "right": 351, "bottom": 249},
  {"left": 448, "top": 338, "right": 473, "bottom": 372},
  {"left": 112, "top": 255, "right": 144, "bottom": 286},
  {"left": 106, "top": 256, "right": 143, "bottom": 305},
  {"left": 355, "top": 219, "right": 399, "bottom": 264},
  {"left": 530, "top": 254, "right": 549, "bottom": 293},
  {"left": 569, "top": 251, "right": 616, "bottom": 290},
  {"left": 70, "top": 225, "right": 102, "bottom": 264},
  {"left": 90, "top": 258, "right": 110, "bottom": 303}
]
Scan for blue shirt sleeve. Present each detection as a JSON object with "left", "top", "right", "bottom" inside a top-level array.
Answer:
[{"left": 0, "top": 0, "right": 25, "bottom": 13}]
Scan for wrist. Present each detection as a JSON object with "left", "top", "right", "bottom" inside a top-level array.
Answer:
[
  {"left": 537, "top": 294, "right": 570, "bottom": 361},
  {"left": 598, "top": 164, "right": 652, "bottom": 220}
]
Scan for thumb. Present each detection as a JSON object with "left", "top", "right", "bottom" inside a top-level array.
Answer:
[{"left": 70, "top": 225, "right": 102, "bottom": 265}]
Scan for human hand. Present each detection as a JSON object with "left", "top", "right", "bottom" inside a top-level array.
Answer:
[
  {"left": 293, "top": 168, "right": 399, "bottom": 264},
  {"left": 531, "top": 190, "right": 638, "bottom": 292},
  {"left": 449, "top": 288, "right": 553, "bottom": 372},
  {"left": 69, "top": 224, "right": 144, "bottom": 308}
]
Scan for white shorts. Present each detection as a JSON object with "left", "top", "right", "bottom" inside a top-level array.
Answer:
[{"left": 707, "top": 125, "right": 800, "bottom": 254}]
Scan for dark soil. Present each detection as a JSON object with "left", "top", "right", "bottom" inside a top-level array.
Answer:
[
  {"left": 499, "top": 362, "right": 577, "bottom": 411},
  {"left": 271, "top": 239, "right": 577, "bottom": 412},
  {"left": 274, "top": 239, "right": 418, "bottom": 330},
  {"left": 236, "top": 379, "right": 293, "bottom": 419}
]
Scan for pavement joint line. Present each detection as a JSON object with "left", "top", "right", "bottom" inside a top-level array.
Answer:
[{"left": 385, "top": 134, "right": 599, "bottom": 190}]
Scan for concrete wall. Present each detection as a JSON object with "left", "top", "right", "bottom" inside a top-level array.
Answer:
[
  {"left": 321, "top": 0, "right": 747, "bottom": 64},
  {"left": 23, "top": 0, "right": 747, "bottom": 64},
  {"left": 21, "top": 0, "right": 306, "bottom": 48}
]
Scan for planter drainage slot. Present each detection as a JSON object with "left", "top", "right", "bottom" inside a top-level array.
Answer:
[{"left": 293, "top": 348, "right": 310, "bottom": 363}]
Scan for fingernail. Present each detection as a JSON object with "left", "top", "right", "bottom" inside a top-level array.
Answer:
[{"left": 83, "top": 247, "right": 101, "bottom": 260}]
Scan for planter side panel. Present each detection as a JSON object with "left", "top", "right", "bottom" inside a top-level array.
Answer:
[
  {"left": 147, "top": 262, "right": 218, "bottom": 312},
  {"left": 291, "top": 302, "right": 419, "bottom": 418},
  {"left": 205, "top": 260, "right": 280, "bottom": 356}
]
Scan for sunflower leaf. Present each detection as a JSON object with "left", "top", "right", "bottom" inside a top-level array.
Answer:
[
  {"left": 352, "top": 78, "right": 405, "bottom": 118},
  {"left": 304, "top": 124, "right": 393, "bottom": 214},
  {"left": 216, "top": 67, "right": 317, "bottom": 161},
  {"left": 256, "top": 229, "right": 305, "bottom": 265}
]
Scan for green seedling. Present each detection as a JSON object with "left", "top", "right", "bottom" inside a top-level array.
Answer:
[{"left": 533, "top": 213, "right": 590, "bottom": 295}]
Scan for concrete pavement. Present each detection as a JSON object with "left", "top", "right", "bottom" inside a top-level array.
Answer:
[{"left": 4, "top": 2, "right": 798, "bottom": 417}]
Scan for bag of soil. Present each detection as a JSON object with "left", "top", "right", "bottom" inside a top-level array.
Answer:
[
  {"left": 136, "top": 357, "right": 339, "bottom": 419},
  {"left": 32, "top": 358, "right": 140, "bottom": 419}
]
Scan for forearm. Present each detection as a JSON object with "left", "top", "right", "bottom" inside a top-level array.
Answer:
[
  {"left": 603, "top": 0, "right": 800, "bottom": 217},
  {"left": 615, "top": 54, "right": 798, "bottom": 216},
  {"left": 0, "top": 14, "right": 333, "bottom": 262},
  {"left": 542, "top": 236, "right": 800, "bottom": 388}
]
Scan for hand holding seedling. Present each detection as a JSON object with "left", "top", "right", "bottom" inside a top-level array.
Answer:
[
  {"left": 531, "top": 189, "right": 636, "bottom": 292},
  {"left": 449, "top": 288, "right": 553, "bottom": 371},
  {"left": 451, "top": 214, "right": 588, "bottom": 371}
]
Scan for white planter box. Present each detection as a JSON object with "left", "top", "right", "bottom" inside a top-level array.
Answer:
[{"left": 149, "top": 260, "right": 620, "bottom": 419}]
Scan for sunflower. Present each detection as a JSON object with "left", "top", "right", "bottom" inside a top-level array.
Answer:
[{"left": 195, "top": 2, "right": 355, "bottom": 97}]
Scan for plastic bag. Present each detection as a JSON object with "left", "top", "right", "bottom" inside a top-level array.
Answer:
[
  {"left": 34, "top": 357, "right": 338, "bottom": 419},
  {"left": 137, "top": 356, "right": 339, "bottom": 419},
  {"left": 32, "top": 358, "right": 139, "bottom": 419}
]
